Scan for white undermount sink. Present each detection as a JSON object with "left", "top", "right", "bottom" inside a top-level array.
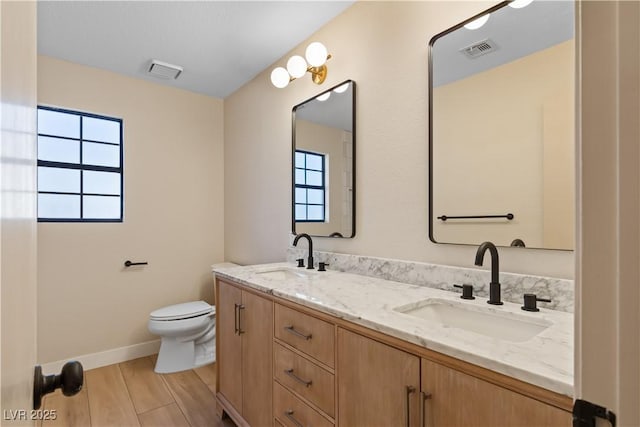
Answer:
[
  {"left": 253, "top": 267, "right": 311, "bottom": 280},
  {"left": 394, "top": 298, "right": 552, "bottom": 343}
]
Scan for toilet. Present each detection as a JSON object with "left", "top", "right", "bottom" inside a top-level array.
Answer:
[{"left": 148, "top": 300, "right": 216, "bottom": 373}]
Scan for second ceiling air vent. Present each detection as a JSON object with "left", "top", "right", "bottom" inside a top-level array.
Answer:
[
  {"left": 148, "top": 59, "right": 183, "bottom": 80},
  {"left": 460, "top": 39, "right": 498, "bottom": 59}
]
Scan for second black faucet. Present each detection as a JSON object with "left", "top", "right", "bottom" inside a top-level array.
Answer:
[
  {"left": 293, "top": 233, "right": 314, "bottom": 269},
  {"left": 474, "top": 241, "right": 503, "bottom": 305}
]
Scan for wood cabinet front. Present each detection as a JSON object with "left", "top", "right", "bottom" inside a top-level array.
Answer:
[
  {"left": 274, "top": 342, "right": 335, "bottom": 417},
  {"left": 216, "top": 280, "right": 273, "bottom": 427},
  {"left": 337, "top": 328, "right": 421, "bottom": 427},
  {"left": 275, "top": 303, "right": 335, "bottom": 368},
  {"left": 421, "top": 358, "right": 572, "bottom": 427}
]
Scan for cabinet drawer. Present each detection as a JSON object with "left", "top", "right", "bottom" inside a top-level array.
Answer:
[
  {"left": 275, "top": 304, "right": 335, "bottom": 368},
  {"left": 274, "top": 381, "right": 333, "bottom": 427},
  {"left": 274, "top": 342, "right": 335, "bottom": 417}
]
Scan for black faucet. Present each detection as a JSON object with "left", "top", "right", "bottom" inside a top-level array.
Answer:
[
  {"left": 474, "top": 241, "right": 503, "bottom": 305},
  {"left": 293, "top": 233, "right": 314, "bottom": 270}
]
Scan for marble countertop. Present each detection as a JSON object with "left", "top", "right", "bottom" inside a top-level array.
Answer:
[{"left": 212, "top": 262, "right": 573, "bottom": 397}]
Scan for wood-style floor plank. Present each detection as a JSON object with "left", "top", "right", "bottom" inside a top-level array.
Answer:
[
  {"left": 41, "top": 386, "right": 91, "bottom": 427},
  {"left": 192, "top": 363, "right": 216, "bottom": 394},
  {"left": 138, "top": 403, "right": 190, "bottom": 427},
  {"left": 119, "top": 356, "right": 174, "bottom": 414},
  {"left": 85, "top": 364, "right": 140, "bottom": 427},
  {"left": 162, "top": 370, "right": 218, "bottom": 427}
]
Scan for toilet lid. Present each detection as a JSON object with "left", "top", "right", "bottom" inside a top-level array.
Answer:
[{"left": 150, "top": 301, "right": 214, "bottom": 321}]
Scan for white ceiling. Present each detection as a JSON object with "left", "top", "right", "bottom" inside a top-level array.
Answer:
[
  {"left": 38, "top": 1, "right": 354, "bottom": 99},
  {"left": 432, "top": 0, "right": 574, "bottom": 87}
]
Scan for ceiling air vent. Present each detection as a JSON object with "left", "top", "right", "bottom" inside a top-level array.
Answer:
[
  {"left": 148, "top": 59, "right": 183, "bottom": 80},
  {"left": 460, "top": 39, "right": 498, "bottom": 59}
]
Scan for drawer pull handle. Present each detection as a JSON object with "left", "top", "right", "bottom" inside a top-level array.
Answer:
[
  {"left": 285, "top": 369, "right": 313, "bottom": 387},
  {"left": 285, "top": 410, "right": 304, "bottom": 427},
  {"left": 420, "top": 391, "right": 432, "bottom": 427},
  {"left": 405, "top": 385, "right": 416, "bottom": 427},
  {"left": 284, "top": 325, "right": 312, "bottom": 341}
]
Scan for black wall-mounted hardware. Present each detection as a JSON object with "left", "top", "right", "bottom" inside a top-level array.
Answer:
[
  {"left": 437, "top": 213, "right": 514, "bottom": 222},
  {"left": 453, "top": 284, "right": 475, "bottom": 300},
  {"left": 318, "top": 262, "right": 329, "bottom": 272},
  {"left": 521, "top": 294, "right": 552, "bottom": 312},
  {"left": 124, "top": 260, "right": 148, "bottom": 267},
  {"left": 573, "top": 399, "right": 616, "bottom": 427},
  {"left": 296, "top": 258, "right": 305, "bottom": 268},
  {"left": 34, "top": 361, "right": 83, "bottom": 409}
]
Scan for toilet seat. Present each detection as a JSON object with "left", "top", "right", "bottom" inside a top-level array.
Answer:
[{"left": 150, "top": 301, "right": 214, "bottom": 321}]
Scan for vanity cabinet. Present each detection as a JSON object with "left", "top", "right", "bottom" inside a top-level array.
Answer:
[
  {"left": 216, "top": 280, "right": 273, "bottom": 427},
  {"left": 216, "top": 277, "right": 572, "bottom": 427}
]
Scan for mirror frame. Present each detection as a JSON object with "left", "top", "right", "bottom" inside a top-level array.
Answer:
[
  {"left": 427, "top": 1, "right": 573, "bottom": 251},
  {"left": 291, "top": 79, "right": 356, "bottom": 238}
]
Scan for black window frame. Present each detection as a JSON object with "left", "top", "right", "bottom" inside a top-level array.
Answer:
[
  {"left": 37, "top": 105, "right": 124, "bottom": 223},
  {"left": 294, "top": 149, "right": 326, "bottom": 223}
]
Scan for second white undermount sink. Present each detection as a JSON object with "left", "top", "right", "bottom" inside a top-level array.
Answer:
[
  {"left": 394, "top": 298, "right": 552, "bottom": 343},
  {"left": 253, "top": 267, "right": 311, "bottom": 280}
]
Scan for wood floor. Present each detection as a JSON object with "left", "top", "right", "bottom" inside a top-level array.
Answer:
[{"left": 40, "top": 356, "right": 235, "bottom": 427}]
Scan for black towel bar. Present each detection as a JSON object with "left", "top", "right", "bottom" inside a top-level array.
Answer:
[
  {"left": 437, "top": 213, "right": 514, "bottom": 221},
  {"left": 124, "top": 260, "right": 148, "bottom": 267}
]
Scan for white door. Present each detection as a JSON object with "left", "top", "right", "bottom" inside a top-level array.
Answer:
[
  {"left": 576, "top": 1, "right": 640, "bottom": 425},
  {"left": 1, "top": 1, "right": 38, "bottom": 425}
]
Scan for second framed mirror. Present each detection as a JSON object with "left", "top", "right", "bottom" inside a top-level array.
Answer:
[{"left": 292, "top": 80, "right": 356, "bottom": 238}]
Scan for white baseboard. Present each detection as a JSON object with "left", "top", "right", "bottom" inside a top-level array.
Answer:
[{"left": 39, "top": 340, "right": 161, "bottom": 374}]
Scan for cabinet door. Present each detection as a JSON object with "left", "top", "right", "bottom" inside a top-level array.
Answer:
[
  {"left": 217, "top": 281, "right": 243, "bottom": 413},
  {"left": 338, "top": 328, "right": 420, "bottom": 427},
  {"left": 421, "top": 358, "right": 571, "bottom": 427},
  {"left": 241, "top": 290, "right": 274, "bottom": 427}
]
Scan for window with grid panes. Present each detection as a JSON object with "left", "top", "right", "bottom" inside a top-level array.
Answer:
[
  {"left": 294, "top": 150, "right": 325, "bottom": 222},
  {"left": 37, "top": 106, "right": 123, "bottom": 222}
]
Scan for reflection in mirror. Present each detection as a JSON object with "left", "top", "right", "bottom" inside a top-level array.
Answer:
[
  {"left": 292, "top": 80, "right": 355, "bottom": 238},
  {"left": 429, "top": 1, "right": 574, "bottom": 250}
]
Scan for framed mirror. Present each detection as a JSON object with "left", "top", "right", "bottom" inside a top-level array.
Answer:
[
  {"left": 292, "top": 80, "right": 356, "bottom": 238},
  {"left": 429, "top": 1, "right": 574, "bottom": 250}
]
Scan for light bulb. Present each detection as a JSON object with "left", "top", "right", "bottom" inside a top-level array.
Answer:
[
  {"left": 287, "top": 55, "right": 308, "bottom": 79},
  {"left": 464, "top": 14, "right": 489, "bottom": 30},
  {"left": 509, "top": 0, "right": 534, "bottom": 8},
  {"left": 316, "top": 92, "right": 331, "bottom": 101},
  {"left": 333, "top": 82, "right": 350, "bottom": 94},
  {"left": 270, "top": 67, "right": 290, "bottom": 88},
  {"left": 305, "top": 42, "right": 328, "bottom": 67}
]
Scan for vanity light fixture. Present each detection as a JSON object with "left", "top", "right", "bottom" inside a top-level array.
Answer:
[
  {"left": 270, "top": 42, "right": 332, "bottom": 89},
  {"left": 464, "top": 14, "right": 490, "bottom": 30},
  {"left": 316, "top": 92, "right": 331, "bottom": 101}
]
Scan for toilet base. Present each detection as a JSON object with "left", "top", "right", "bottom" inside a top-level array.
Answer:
[{"left": 154, "top": 337, "right": 215, "bottom": 374}]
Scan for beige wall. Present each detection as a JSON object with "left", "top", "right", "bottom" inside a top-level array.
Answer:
[
  {"left": 37, "top": 56, "right": 225, "bottom": 364},
  {"left": 224, "top": 1, "right": 574, "bottom": 279},
  {"left": 295, "top": 119, "right": 345, "bottom": 236},
  {"left": 433, "top": 41, "right": 574, "bottom": 250},
  {"left": 1, "top": 1, "right": 38, "bottom": 421}
]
